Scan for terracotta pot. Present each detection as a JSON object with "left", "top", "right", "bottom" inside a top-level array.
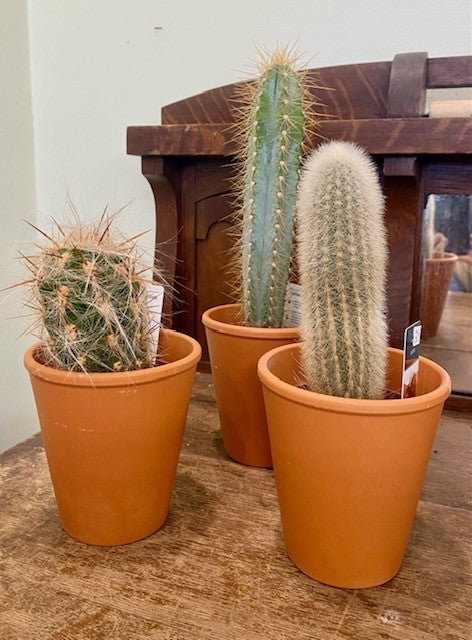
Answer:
[
  {"left": 202, "top": 303, "right": 299, "bottom": 467},
  {"left": 421, "top": 251, "right": 458, "bottom": 337},
  {"left": 24, "top": 329, "right": 201, "bottom": 546},
  {"left": 258, "top": 344, "right": 450, "bottom": 588}
]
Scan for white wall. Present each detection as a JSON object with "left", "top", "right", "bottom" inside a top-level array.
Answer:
[
  {"left": 0, "top": 1, "right": 38, "bottom": 451},
  {"left": 1, "top": 0, "right": 471, "bottom": 450},
  {"left": 27, "top": 0, "right": 472, "bottom": 255}
]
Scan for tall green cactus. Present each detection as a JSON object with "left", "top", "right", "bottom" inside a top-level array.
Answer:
[
  {"left": 239, "top": 50, "right": 305, "bottom": 327},
  {"left": 296, "top": 141, "right": 388, "bottom": 399},
  {"left": 25, "top": 218, "right": 155, "bottom": 373}
]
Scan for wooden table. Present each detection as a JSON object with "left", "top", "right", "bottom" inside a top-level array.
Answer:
[{"left": 1, "top": 373, "right": 471, "bottom": 640}]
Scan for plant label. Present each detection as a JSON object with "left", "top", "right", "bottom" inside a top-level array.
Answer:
[
  {"left": 147, "top": 283, "right": 164, "bottom": 363},
  {"left": 401, "top": 321, "right": 422, "bottom": 399},
  {"left": 283, "top": 282, "right": 302, "bottom": 328}
]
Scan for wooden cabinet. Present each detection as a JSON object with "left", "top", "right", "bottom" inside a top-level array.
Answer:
[{"left": 128, "top": 53, "right": 472, "bottom": 370}]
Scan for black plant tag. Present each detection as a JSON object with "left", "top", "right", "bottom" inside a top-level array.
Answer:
[{"left": 401, "top": 321, "right": 422, "bottom": 399}]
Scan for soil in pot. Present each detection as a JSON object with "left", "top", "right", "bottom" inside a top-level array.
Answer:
[
  {"left": 202, "top": 303, "right": 299, "bottom": 468},
  {"left": 24, "top": 329, "right": 201, "bottom": 546},
  {"left": 258, "top": 344, "right": 450, "bottom": 588}
]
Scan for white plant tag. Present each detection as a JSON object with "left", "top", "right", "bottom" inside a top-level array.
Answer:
[
  {"left": 401, "top": 321, "right": 422, "bottom": 399},
  {"left": 147, "top": 283, "right": 164, "bottom": 363},
  {"left": 283, "top": 282, "right": 302, "bottom": 328}
]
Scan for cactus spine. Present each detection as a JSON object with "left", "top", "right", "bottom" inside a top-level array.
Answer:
[
  {"left": 24, "top": 218, "right": 155, "bottom": 373},
  {"left": 239, "top": 49, "right": 305, "bottom": 327},
  {"left": 296, "top": 141, "right": 388, "bottom": 399}
]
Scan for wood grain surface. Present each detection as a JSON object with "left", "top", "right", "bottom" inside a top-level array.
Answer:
[
  {"left": 386, "top": 52, "right": 427, "bottom": 118},
  {"left": 159, "top": 56, "right": 471, "bottom": 126},
  {"left": 127, "top": 117, "right": 472, "bottom": 157},
  {"left": 161, "top": 61, "right": 392, "bottom": 125},
  {"left": 1, "top": 373, "right": 471, "bottom": 640}
]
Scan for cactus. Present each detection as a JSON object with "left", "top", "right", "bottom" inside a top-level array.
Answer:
[
  {"left": 235, "top": 47, "right": 312, "bottom": 328},
  {"left": 23, "top": 217, "right": 155, "bottom": 373},
  {"left": 423, "top": 195, "right": 448, "bottom": 259},
  {"left": 296, "top": 141, "right": 388, "bottom": 399},
  {"left": 422, "top": 195, "right": 436, "bottom": 260}
]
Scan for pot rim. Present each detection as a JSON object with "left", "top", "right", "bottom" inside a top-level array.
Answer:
[
  {"left": 24, "top": 328, "right": 201, "bottom": 388},
  {"left": 425, "top": 252, "right": 458, "bottom": 264},
  {"left": 258, "top": 344, "right": 451, "bottom": 416},
  {"left": 202, "top": 303, "right": 300, "bottom": 339}
]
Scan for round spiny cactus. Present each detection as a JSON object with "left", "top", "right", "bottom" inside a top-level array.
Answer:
[
  {"left": 24, "top": 218, "right": 155, "bottom": 373},
  {"left": 296, "top": 141, "right": 388, "bottom": 399},
  {"left": 233, "top": 46, "right": 317, "bottom": 328}
]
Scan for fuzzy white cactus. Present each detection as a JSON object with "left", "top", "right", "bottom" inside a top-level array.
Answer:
[{"left": 296, "top": 141, "right": 388, "bottom": 399}]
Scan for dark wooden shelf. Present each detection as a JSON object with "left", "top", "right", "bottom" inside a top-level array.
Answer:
[{"left": 128, "top": 117, "right": 472, "bottom": 157}]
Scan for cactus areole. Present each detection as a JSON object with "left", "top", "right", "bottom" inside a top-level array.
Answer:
[{"left": 241, "top": 62, "right": 304, "bottom": 328}]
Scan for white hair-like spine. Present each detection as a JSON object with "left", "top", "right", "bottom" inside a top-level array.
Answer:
[{"left": 296, "top": 141, "right": 388, "bottom": 399}]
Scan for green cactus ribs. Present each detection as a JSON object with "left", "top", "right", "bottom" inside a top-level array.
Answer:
[
  {"left": 241, "top": 54, "right": 305, "bottom": 328},
  {"left": 296, "top": 141, "right": 388, "bottom": 399},
  {"left": 26, "top": 219, "right": 155, "bottom": 373}
]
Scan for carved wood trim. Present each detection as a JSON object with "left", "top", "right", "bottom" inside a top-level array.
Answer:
[
  {"left": 383, "top": 52, "right": 427, "bottom": 176},
  {"left": 383, "top": 157, "right": 418, "bottom": 177},
  {"left": 387, "top": 52, "right": 428, "bottom": 117},
  {"left": 383, "top": 175, "right": 420, "bottom": 346},
  {"left": 427, "top": 55, "right": 472, "bottom": 88},
  {"left": 141, "top": 156, "right": 179, "bottom": 327},
  {"left": 179, "top": 163, "right": 197, "bottom": 336},
  {"left": 196, "top": 193, "right": 233, "bottom": 240},
  {"left": 383, "top": 53, "right": 428, "bottom": 325}
]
